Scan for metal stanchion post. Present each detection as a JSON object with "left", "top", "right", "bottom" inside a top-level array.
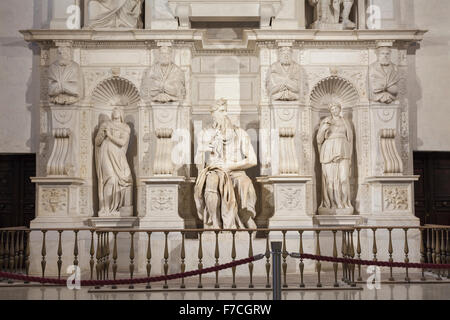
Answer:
[{"left": 271, "top": 242, "right": 282, "bottom": 301}]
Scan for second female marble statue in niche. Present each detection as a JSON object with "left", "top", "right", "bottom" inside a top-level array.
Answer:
[
  {"left": 317, "top": 102, "right": 354, "bottom": 215},
  {"left": 95, "top": 104, "right": 133, "bottom": 216}
]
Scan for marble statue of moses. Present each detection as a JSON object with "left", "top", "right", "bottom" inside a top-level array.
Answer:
[{"left": 194, "top": 99, "right": 258, "bottom": 229}]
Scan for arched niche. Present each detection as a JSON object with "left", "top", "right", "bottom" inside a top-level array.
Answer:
[
  {"left": 309, "top": 75, "right": 361, "bottom": 213},
  {"left": 309, "top": 75, "right": 360, "bottom": 110},
  {"left": 91, "top": 76, "right": 141, "bottom": 108},
  {"left": 90, "top": 76, "right": 141, "bottom": 217}
]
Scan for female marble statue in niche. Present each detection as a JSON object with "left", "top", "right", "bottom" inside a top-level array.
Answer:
[
  {"left": 317, "top": 102, "right": 354, "bottom": 215},
  {"left": 95, "top": 105, "right": 133, "bottom": 216}
]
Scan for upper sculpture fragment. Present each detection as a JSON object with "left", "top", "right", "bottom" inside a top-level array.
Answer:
[
  {"left": 308, "top": 0, "right": 356, "bottom": 30},
  {"left": 88, "top": 0, "right": 143, "bottom": 29}
]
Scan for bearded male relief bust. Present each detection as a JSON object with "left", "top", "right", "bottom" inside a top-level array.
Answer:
[
  {"left": 143, "top": 46, "right": 186, "bottom": 103},
  {"left": 194, "top": 99, "right": 258, "bottom": 229},
  {"left": 48, "top": 47, "right": 81, "bottom": 105},
  {"left": 370, "top": 47, "right": 400, "bottom": 104},
  {"left": 266, "top": 46, "right": 301, "bottom": 101}
]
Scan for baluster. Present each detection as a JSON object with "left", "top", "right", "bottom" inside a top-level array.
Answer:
[
  {"left": 180, "top": 232, "right": 185, "bottom": 289},
  {"left": 14, "top": 231, "right": 20, "bottom": 273},
  {"left": 341, "top": 230, "right": 347, "bottom": 282},
  {"left": 420, "top": 228, "right": 426, "bottom": 281},
  {"left": 427, "top": 228, "right": 432, "bottom": 265},
  {"left": 129, "top": 231, "right": 135, "bottom": 289},
  {"left": 95, "top": 232, "right": 102, "bottom": 282},
  {"left": 57, "top": 230, "right": 63, "bottom": 280},
  {"left": 19, "top": 231, "right": 24, "bottom": 272},
  {"left": 299, "top": 230, "right": 305, "bottom": 288},
  {"left": 214, "top": 231, "right": 220, "bottom": 289},
  {"left": 388, "top": 228, "right": 394, "bottom": 281},
  {"left": 163, "top": 231, "right": 169, "bottom": 289},
  {"left": 404, "top": 228, "right": 410, "bottom": 282},
  {"left": 105, "top": 232, "right": 110, "bottom": 280},
  {"left": 446, "top": 230, "right": 449, "bottom": 279},
  {"left": 4, "top": 232, "right": 12, "bottom": 283},
  {"left": 0, "top": 232, "right": 4, "bottom": 275},
  {"left": 372, "top": 228, "right": 378, "bottom": 261},
  {"left": 101, "top": 232, "right": 106, "bottom": 280},
  {"left": 440, "top": 229, "right": 446, "bottom": 279},
  {"left": 332, "top": 230, "right": 339, "bottom": 287},
  {"left": 89, "top": 230, "right": 95, "bottom": 280},
  {"left": 436, "top": 229, "right": 442, "bottom": 280},
  {"left": 248, "top": 231, "right": 254, "bottom": 289},
  {"left": 435, "top": 229, "right": 441, "bottom": 280},
  {"left": 112, "top": 231, "right": 118, "bottom": 289},
  {"left": 349, "top": 230, "right": 355, "bottom": 287},
  {"left": 356, "top": 228, "right": 362, "bottom": 281},
  {"left": 231, "top": 231, "right": 236, "bottom": 289},
  {"left": 431, "top": 228, "right": 436, "bottom": 265},
  {"left": 282, "top": 230, "right": 288, "bottom": 288},
  {"left": 145, "top": 232, "right": 152, "bottom": 289},
  {"left": 316, "top": 230, "right": 322, "bottom": 288},
  {"left": 24, "top": 231, "right": 30, "bottom": 282},
  {"left": 265, "top": 231, "right": 271, "bottom": 288},
  {"left": 4, "top": 231, "right": 9, "bottom": 272},
  {"left": 9, "top": 231, "right": 15, "bottom": 273},
  {"left": 72, "top": 230, "right": 79, "bottom": 268},
  {"left": 198, "top": 231, "right": 204, "bottom": 289},
  {"left": 41, "top": 231, "right": 47, "bottom": 278}
]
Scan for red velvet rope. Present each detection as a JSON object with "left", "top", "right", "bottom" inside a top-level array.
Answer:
[
  {"left": 0, "top": 254, "right": 265, "bottom": 287},
  {"left": 290, "top": 253, "right": 450, "bottom": 270}
]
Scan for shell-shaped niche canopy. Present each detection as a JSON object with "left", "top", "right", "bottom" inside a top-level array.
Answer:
[
  {"left": 92, "top": 77, "right": 141, "bottom": 107},
  {"left": 310, "top": 76, "right": 359, "bottom": 109}
]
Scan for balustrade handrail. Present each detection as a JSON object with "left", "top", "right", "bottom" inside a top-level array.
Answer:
[{"left": 1, "top": 225, "right": 448, "bottom": 233}]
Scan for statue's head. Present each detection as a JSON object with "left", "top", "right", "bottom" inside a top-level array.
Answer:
[
  {"left": 159, "top": 46, "right": 173, "bottom": 66},
  {"left": 377, "top": 47, "right": 392, "bottom": 66},
  {"left": 110, "top": 97, "right": 127, "bottom": 122},
  {"left": 328, "top": 101, "right": 342, "bottom": 117},
  {"left": 278, "top": 47, "right": 292, "bottom": 65},
  {"left": 210, "top": 98, "right": 230, "bottom": 130},
  {"left": 57, "top": 46, "right": 72, "bottom": 65},
  {"left": 111, "top": 107, "right": 125, "bottom": 123}
]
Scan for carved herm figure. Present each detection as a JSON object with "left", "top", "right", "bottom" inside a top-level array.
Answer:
[
  {"left": 48, "top": 46, "right": 81, "bottom": 105},
  {"left": 194, "top": 99, "right": 258, "bottom": 229},
  {"left": 143, "top": 46, "right": 186, "bottom": 103},
  {"left": 266, "top": 46, "right": 301, "bottom": 101},
  {"left": 370, "top": 47, "right": 400, "bottom": 104}
]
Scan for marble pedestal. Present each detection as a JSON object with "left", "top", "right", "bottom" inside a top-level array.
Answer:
[
  {"left": 140, "top": 176, "right": 186, "bottom": 229},
  {"left": 257, "top": 176, "right": 313, "bottom": 228},
  {"left": 30, "top": 177, "right": 87, "bottom": 228}
]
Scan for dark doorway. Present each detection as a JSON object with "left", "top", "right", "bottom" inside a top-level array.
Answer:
[
  {"left": 0, "top": 154, "right": 36, "bottom": 227},
  {"left": 414, "top": 152, "right": 450, "bottom": 226}
]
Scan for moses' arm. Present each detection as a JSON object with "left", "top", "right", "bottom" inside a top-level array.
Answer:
[{"left": 225, "top": 130, "right": 257, "bottom": 172}]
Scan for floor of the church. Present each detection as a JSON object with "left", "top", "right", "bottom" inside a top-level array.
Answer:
[{"left": 0, "top": 272, "right": 448, "bottom": 300}]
